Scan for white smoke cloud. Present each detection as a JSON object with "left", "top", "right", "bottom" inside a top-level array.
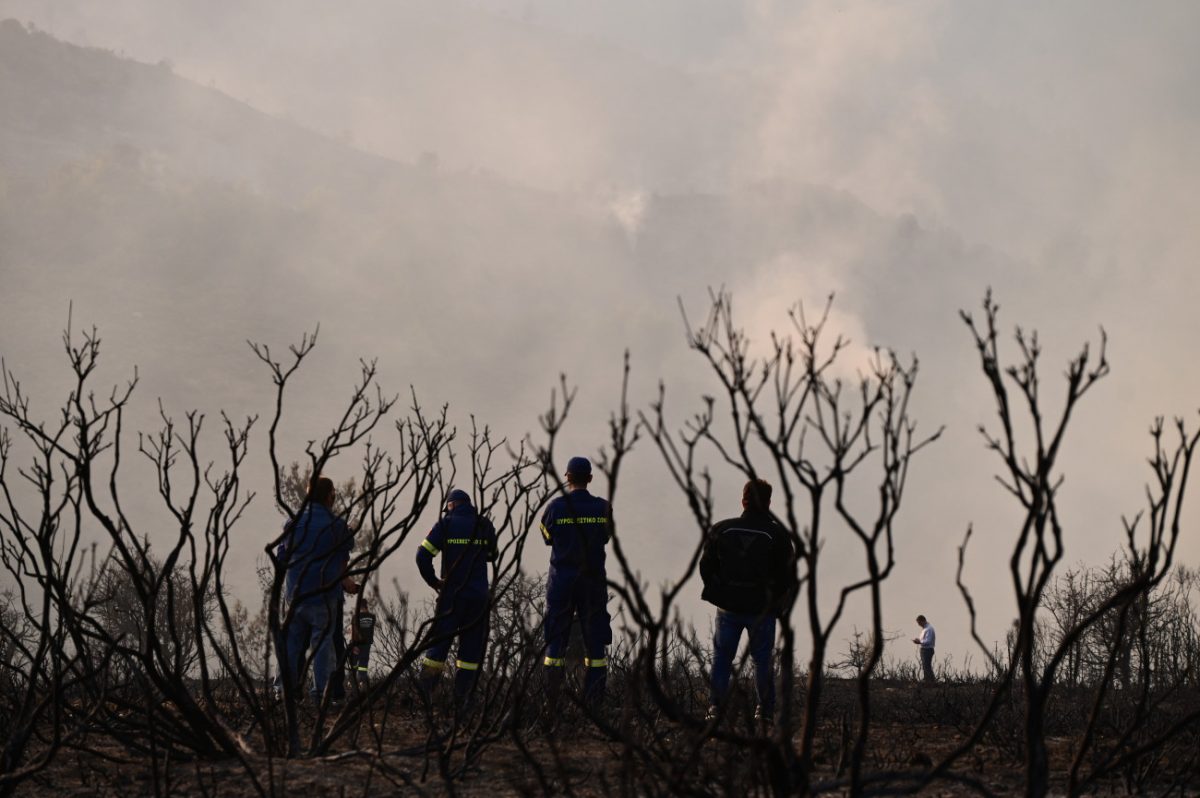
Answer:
[
  {"left": 733, "top": 0, "right": 950, "bottom": 221},
  {"left": 738, "top": 251, "right": 877, "bottom": 379},
  {"left": 3, "top": 0, "right": 1198, "bottom": 665},
  {"left": 608, "top": 188, "right": 648, "bottom": 242}
]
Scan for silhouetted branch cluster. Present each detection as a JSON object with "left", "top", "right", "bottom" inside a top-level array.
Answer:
[{"left": 1, "top": 291, "right": 1198, "bottom": 796}]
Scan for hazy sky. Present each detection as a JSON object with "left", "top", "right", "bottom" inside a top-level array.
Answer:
[{"left": 2, "top": 0, "right": 1199, "bottom": 672}]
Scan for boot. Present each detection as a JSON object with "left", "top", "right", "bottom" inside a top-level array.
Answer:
[{"left": 541, "top": 665, "right": 565, "bottom": 732}]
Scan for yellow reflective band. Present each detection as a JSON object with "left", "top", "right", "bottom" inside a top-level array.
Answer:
[
  {"left": 543, "top": 656, "right": 565, "bottom": 667},
  {"left": 540, "top": 523, "right": 551, "bottom": 542},
  {"left": 421, "top": 539, "right": 440, "bottom": 555},
  {"left": 456, "top": 660, "right": 480, "bottom": 671},
  {"left": 584, "top": 657, "right": 607, "bottom": 668},
  {"left": 422, "top": 657, "right": 445, "bottom": 669},
  {"left": 355, "top": 666, "right": 369, "bottom": 672}
]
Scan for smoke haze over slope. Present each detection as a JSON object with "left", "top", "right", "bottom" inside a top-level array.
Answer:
[{"left": 2, "top": 1, "right": 1199, "bottom": 667}]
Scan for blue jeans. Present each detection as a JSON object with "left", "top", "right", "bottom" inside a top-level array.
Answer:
[
  {"left": 286, "top": 598, "right": 337, "bottom": 703},
  {"left": 711, "top": 609, "right": 776, "bottom": 713}
]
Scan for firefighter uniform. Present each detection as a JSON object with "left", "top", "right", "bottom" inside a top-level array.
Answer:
[
  {"left": 349, "top": 599, "right": 375, "bottom": 691},
  {"left": 540, "top": 458, "right": 614, "bottom": 702},
  {"left": 415, "top": 490, "right": 498, "bottom": 703}
]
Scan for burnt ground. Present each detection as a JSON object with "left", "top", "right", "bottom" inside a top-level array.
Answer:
[{"left": 16, "top": 679, "right": 1199, "bottom": 796}]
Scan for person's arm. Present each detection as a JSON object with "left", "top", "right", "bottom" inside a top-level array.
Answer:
[
  {"left": 698, "top": 525, "right": 719, "bottom": 587},
  {"left": 539, "top": 504, "right": 555, "bottom": 546},
  {"left": 416, "top": 521, "right": 445, "bottom": 591},
  {"left": 276, "top": 519, "right": 293, "bottom": 562},
  {"left": 334, "top": 518, "right": 358, "bottom": 592},
  {"left": 772, "top": 532, "right": 799, "bottom": 616},
  {"left": 485, "top": 520, "right": 499, "bottom": 563},
  {"left": 336, "top": 516, "right": 352, "bottom": 562}
]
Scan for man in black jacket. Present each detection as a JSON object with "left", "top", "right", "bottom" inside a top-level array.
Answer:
[{"left": 700, "top": 479, "right": 798, "bottom": 721}]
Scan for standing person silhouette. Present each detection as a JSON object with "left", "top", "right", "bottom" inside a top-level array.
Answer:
[
  {"left": 913, "top": 615, "right": 936, "bottom": 683},
  {"left": 278, "top": 476, "right": 357, "bottom": 705},
  {"left": 540, "top": 457, "right": 614, "bottom": 708},
  {"left": 700, "top": 479, "right": 798, "bottom": 723},
  {"left": 415, "top": 489, "right": 498, "bottom": 710},
  {"left": 348, "top": 593, "right": 376, "bottom": 693}
]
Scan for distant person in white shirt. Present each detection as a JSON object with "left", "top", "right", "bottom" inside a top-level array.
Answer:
[{"left": 912, "top": 615, "right": 936, "bottom": 683}]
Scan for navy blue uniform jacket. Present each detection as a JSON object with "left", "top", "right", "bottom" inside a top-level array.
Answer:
[
  {"left": 416, "top": 503, "right": 498, "bottom": 599},
  {"left": 540, "top": 488, "right": 613, "bottom": 589}
]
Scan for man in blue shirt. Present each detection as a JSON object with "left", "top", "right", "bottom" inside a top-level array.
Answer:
[
  {"left": 540, "top": 456, "right": 614, "bottom": 706},
  {"left": 278, "top": 476, "right": 355, "bottom": 705},
  {"left": 416, "top": 488, "right": 498, "bottom": 708}
]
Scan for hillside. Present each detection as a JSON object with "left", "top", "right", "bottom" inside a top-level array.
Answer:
[
  {"left": 0, "top": 20, "right": 639, "bottom": 397},
  {"left": 1, "top": 19, "right": 1010, "bottom": 402},
  {"left": 0, "top": 1, "right": 748, "bottom": 192},
  {"left": 0, "top": 15, "right": 1029, "bottom": 523}
]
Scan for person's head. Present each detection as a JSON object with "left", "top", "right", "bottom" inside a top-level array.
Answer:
[
  {"left": 741, "top": 479, "right": 772, "bottom": 512},
  {"left": 445, "top": 488, "right": 470, "bottom": 512},
  {"left": 308, "top": 475, "right": 336, "bottom": 508},
  {"left": 565, "top": 456, "right": 593, "bottom": 489},
  {"left": 916, "top": 615, "right": 927, "bottom": 628}
]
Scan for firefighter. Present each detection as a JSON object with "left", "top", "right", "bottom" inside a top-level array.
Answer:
[
  {"left": 415, "top": 488, "right": 497, "bottom": 708},
  {"left": 540, "top": 456, "right": 614, "bottom": 706},
  {"left": 348, "top": 593, "right": 375, "bottom": 693}
]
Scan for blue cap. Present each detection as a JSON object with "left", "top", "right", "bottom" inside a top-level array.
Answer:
[
  {"left": 565, "top": 456, "right": 592, "bottom": 477},
  {"left": 445, "top": 489, "right": 471, "bottom": 505}
]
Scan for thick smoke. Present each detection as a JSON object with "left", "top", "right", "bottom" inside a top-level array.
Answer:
[{"left": 1, "top": 0, "right": 1198, "bottom": 666}]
